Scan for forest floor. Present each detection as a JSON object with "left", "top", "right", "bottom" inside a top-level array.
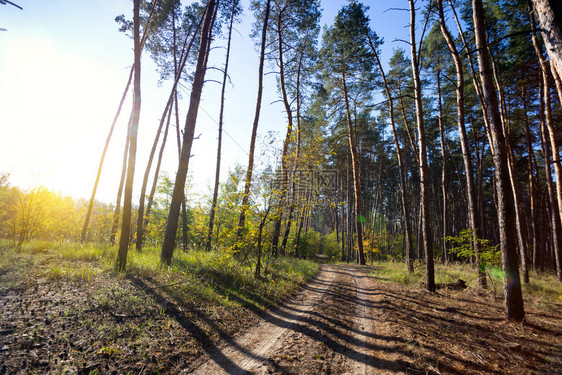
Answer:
[
  {"left": 189, "top": 264, "right": 562, "bottom": 374},
  {"left": 1, "top": 249, "right": 561, "bottom": 374}
]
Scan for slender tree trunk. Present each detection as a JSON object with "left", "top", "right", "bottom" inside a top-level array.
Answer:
[
  {"left": 136, "top": 91, "right": 175, "bottom": 251},
  {"left": 409, "top": 0, "right": 434, "bottom": 291},
  {"left": 370, "top": 38, "right": 413, "bottom": 273},
  {"left": 143, "top": 101, "right": 173, "bottom": 235},
  {"left": 438, "top": 0, "right": 487, "bottom": 287},
  {"left": 116, "top": 0, "right": 141, "bottom": 271},
  {"left": 488, "top": 47, "right": 530, "bottom": 284},
  {"left": 472, "top": 0, "right": 525, "bottom": 320},
  {"left": 342, "top": 73, "right": 365, "bottom": 265},
  {"left": 81, "top": 2, "right": 157, "bottom": 242},
  {"left": 109, "top": 114, "right": 132, "bottom": 245},
  {"left": 540, "top": 102, "right": 562, "bottom": 280},
  {"left": 235, "top": 0, "right": 272, "bottom": 251},
  {"left": 280, "top": 66, "right": 302, "bottom": 253},
  {"left": 160, "top": 0, "right": 217, "bottom": 265},
  {"left": 522, "top": 85, "right": 539, "bottom": 272},
  {"left": 206, "top": 2, "right": 236, "bottom": 251},
  {"left": 271, "top": 6, "right": 294, "bottom": 255},
  {"left": 436, "top": 66, "right": 448, "bottom": 265}
]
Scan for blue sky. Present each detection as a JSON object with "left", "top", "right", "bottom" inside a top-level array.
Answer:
[{"left": 0, "top": 0, "right": 413, "bottom": 203}]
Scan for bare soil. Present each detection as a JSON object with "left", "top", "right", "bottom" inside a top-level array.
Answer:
[{"left": 1, "top": 264, "right": 561, "bottom": 374}]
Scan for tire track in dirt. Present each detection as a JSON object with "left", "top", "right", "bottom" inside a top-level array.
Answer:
[
  {"left": 188, "top": 264, "right": 337, "bottom": 374},
  {"left": 340, "top": 265, "right": 412, "bottom": 375},
  {"left": 188, "top": 264, "right": 413, "bottom": 374}
]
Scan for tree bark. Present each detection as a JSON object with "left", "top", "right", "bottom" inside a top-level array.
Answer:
[
  {"left": 438, "top": 0, "right": 485, "bottom": 288},
  {"left": 472, "top": 0, "right": 525, "bottom": 321},
  {"left": 235, "top": 0, "right": 272, "bottom": 252},
  {"left": 436, "top": 65, "right": 448, "bottom": 265},
  {"left": 370, "top": 37, "right": 413, "bottom": 273},
  {"left": 160, "top": 0, "right": 217, "bottom": 265},
  {"left": 342, "top": 73, "right": 365, "bottom": 265},
  {"left": 81, "top": 2, "right": 157, "bottom": 243},
  {"left": 532, "top": 0, "right": 562, "bottom": 100},
  {"left": 409, "top": 0, "right": 434, "bottom": 292},
  {"left": 109, "top": 113, "right": 132, "bottom": 245},
  {"left": 206, "top": 2, "right": 236, "bottom": 251},
  {"left": 116, "top": 0, "right": 142, "bottom": 271}
]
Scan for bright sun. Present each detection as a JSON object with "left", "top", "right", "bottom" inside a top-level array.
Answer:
[{"left": 0, "top": 35, "right": 129, "bottom": 201}]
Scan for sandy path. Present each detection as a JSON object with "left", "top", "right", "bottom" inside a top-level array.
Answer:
[
  {"left": 189, "top": 264, "right": 338, "bottom": 374},
  {"left": 188, "top": 264, "right": 412, "bottom": 374}
]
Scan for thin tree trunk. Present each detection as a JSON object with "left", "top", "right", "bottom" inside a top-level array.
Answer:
[
  {"left": 472, "top": 0, "right": 525, "bottom": 320},
  {"left": 370, "top": 37, "right": 413, "bottom": 273},
  {"left": 206, "top": 2, "right": 236, "bottom": 251},
  {"left": 522, "top": 85, "right": 538, "bottom": 272},
  {"left": 235, "top": 0, "right": 272, "bottom": 252},
  {"left": 81, "top": 2, "right": 157, "bottom": 243},
  {"left": 342, "top": 73, "right": 365, "bottom": 265},
  {"left": 116, "top": 0, "right": 141, "bottom": 271},
  {"left": 488, "top": 46, "right": 530, "bottom": 284},
  {"left": 160, "top": 0, "right": 217, "bottom": 265},
  {"left": 438, "top": 0, "right": 487, "bottom": 287},
  {"left": 280, "top": 59, "right": 302, "bottom": 253},
  {"left": 409, "top": 0, "right": 434, "bottom": 292},
  {"left": 436, "top": 66, "right": 448, "bottom": 265},
  {"left": 143, "top": 100, "right": 173, "bottom": 236},
  {"left": 109, "top": 114, "right": 132, "bottom": 245},
  {"left": 271, "top": 5, "right": 294, "bottom": 255}
]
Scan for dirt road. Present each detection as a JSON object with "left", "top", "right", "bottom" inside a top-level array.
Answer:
[{"left": 188, "top": 264, "right": 412, "bottom": 374}]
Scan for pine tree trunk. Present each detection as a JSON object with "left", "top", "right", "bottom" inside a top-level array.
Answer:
[
  {"left": 116, "top": 0, "right": 141, "bottom": 271},
  {"left": 436, "top": 67, "right": 448, "bottom": 265},
  {"left": 409, "top": 0, "right": 434, "bottom": 291},
  {"left": 206, "top": 3, "right": 236, "bottom": 252},
  {"left": 522, "top": 85, "right": 539, "bottom": 272},
  {"left": 235, "top": 0, "right": 272, "bottom": 253},
  {"left": 143, "top": 102, "right": 173, "bottom": 237},
  {"left": 109, "top": 114, "right": 131, "bottom": 245},
  {"left": 370, "top": 38, "right": 413, "bottom": 273},
  {"left": 160, "top": 0, "right": 217, "bottom": 265},
  {"left": 443, "top": 0, "right": 488, "bottom": 288},
  {"left": 472, "top": 0, "right": 525, "bottom": 320},
  {"left": 342, "top": 73, "right": 365, "bottom": 265},
  {"left": 532, "top": 0, "right": 562, "bottom": 99}
]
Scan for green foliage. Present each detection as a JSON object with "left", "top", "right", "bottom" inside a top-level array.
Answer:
[
  {"left": 0, "top": 240, "right": 319, "bottom": 311},
  {"left": 445, "top": 229, "right": 501, "bottom": 268},
  {"left": 297, "top": 231, "right": 339, "bottom": 260}
]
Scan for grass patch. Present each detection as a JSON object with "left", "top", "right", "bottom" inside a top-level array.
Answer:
[
  {"left": 368, "top": 259, "right": 562, "bottom": 304},
  {"left": 0, "top": 239, "right": 320, "bottom": 312}
]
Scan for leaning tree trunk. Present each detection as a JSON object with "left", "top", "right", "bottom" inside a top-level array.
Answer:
[
  {"left": 160, "top": 0, "right": 217, "bottom": 265},
  {"left": 143, "top": 102, "right": 173, "bottom": 237},
  {"left": 409, "top": 0, "right": 434, "bottom": 292},
  {"left": 472, "top": 0, "right": 525, "bottom": 321},
  {"left": 116, "top": 0, "right": 142, "bottom": 271},
  {"left": 109, "top": 114, "right": 132, "bottom": 245},
  {"left": 81, "top": 2, "right": 157, "bottom": 243},
  {"left": 235, "top": 0, "right": 272, "bottom": 251}
]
